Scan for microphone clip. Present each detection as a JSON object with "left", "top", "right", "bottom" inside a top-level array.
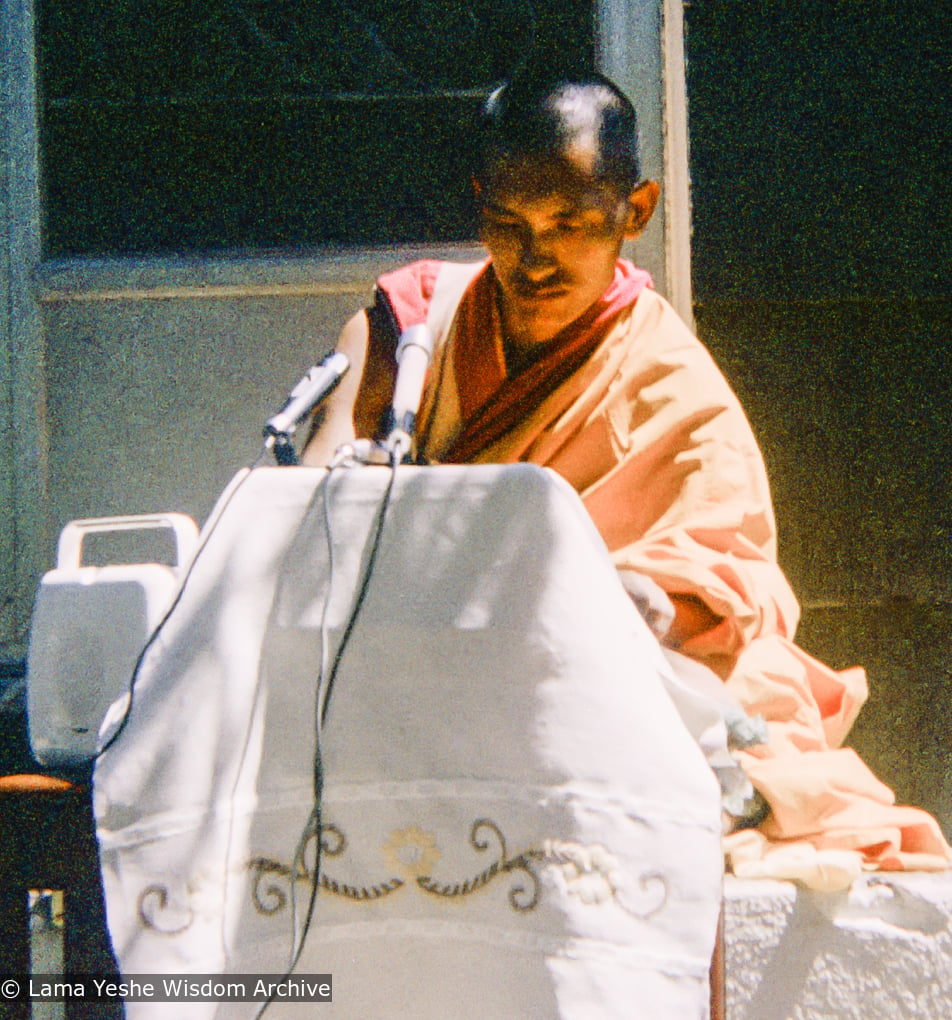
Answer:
[
  {"left": 383, "top": 324, "right": 434, "bottom": 463},
  {"left": 263, "top": 351, "right": 350, "bottom": 466}
]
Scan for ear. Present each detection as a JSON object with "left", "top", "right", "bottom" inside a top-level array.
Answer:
[{"left": 624, "top": 180, "right": 661, "bottom": 238}]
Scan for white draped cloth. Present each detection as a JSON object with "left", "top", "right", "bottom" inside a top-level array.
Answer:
[{"left": 94, "top": 463, "right": 722, "bottom": 1018}]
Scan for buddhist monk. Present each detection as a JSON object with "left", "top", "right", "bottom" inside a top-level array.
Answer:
[{"left": 303, "top": 70, "right": 950, "bottom": 886}]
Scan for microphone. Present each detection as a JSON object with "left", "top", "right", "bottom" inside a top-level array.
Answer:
[
  {"left": 384, "top": 324, "right": 435, "bottom": 460},
  {"left": 264, "top": 352, "right": 350, "bottom": 440}
]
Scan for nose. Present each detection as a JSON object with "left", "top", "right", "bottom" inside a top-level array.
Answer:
[{"left": 517, "top": 227, "right": 558, "bottom": 278}]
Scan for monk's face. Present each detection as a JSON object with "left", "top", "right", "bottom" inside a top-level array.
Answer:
[{"left": 478, "top": 147, "right": 658, "bottom": 350}]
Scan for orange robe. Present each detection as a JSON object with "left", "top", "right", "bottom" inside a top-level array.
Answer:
[{"left": 374, "top": 258, "right": 951, "bottom": 880}]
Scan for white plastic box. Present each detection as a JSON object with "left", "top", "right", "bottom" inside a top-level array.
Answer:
[{"left": 27, "top": 513, "right": 197, "bottom": 767}]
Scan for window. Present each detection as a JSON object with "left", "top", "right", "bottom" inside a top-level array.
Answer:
[{"left": 37, "top": 1, "right": 594, "bottom": 256}]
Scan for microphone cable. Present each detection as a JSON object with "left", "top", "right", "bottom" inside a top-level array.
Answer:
[
  {"left": 87, "top": 423, "right": 399, "bottom": 1017},
  {"left": 95, "top": 447, "right": 270, "bottom": 761},
  {"left": 254, "top": 443, "right": 403, "bottom": 1018}
]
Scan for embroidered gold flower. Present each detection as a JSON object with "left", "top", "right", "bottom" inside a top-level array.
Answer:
[{"left": 381, "top": 826, "right": 441, "bottom": 879}]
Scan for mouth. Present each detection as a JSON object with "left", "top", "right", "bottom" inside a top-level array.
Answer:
[{"left": 511, "top": 278, "right": 570, "bottom": 303}]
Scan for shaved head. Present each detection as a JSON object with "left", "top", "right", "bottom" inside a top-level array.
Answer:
[{"left": 475, "top": 73, "right": 642, "bottom": 198}]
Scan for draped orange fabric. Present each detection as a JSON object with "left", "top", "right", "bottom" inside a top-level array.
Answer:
[
  {"left": 376, "top": 258, "right": 952, "bottom": 878},
  {"left": 444, "top": 261, "right": 650, "bottom": 461}
]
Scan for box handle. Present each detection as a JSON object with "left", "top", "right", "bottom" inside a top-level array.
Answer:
[{"left": 55, "top": 513, "right": 199, "bottom": 572}]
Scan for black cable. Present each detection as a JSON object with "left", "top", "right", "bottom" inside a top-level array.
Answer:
[
  {"left": 96, "top": 449, "right": 268, "bottom": 761},
  {"left": 89, "top": 437, "right": 400, "bottom": 1018},
  {"left": 254, "top": 448, "right": 402, "bottom": 1018},
  {"left": 318, "top": 451, "right": 401, "bottom": 731},
  {"left": 77, "top": 431, "right": 405, "bottom": 1020}
]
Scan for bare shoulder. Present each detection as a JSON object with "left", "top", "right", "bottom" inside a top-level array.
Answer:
[
  {"left": 300, "top": 306, "right": 401, "bottom": 465},
  {"left": 299, "top": 311, "right": 370, "bottom": 467}
]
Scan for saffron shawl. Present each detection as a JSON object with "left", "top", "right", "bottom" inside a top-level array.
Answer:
[{"left": 373, "top": 258, "right": 951, "bottom": 880}]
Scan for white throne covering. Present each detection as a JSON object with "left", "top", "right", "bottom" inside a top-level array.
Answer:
[{"left": 93, "top": 463, "right": 722, "bottom": 1019}]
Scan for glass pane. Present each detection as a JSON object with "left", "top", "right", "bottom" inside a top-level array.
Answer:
[{"left": 37, "top": 1, "right": 595, "bottom": 255}]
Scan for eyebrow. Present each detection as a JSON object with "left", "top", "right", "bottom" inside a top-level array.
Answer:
[{"left": 481, "top": 197, "right": 594, "bottom": 219}]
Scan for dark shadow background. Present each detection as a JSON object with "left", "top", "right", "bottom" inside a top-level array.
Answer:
[
  {"left": 37, "top": 0, "right": 592, "bottom": 255},
  {"left": 686, "top": 0, "right": 952, "bottom": 831}
]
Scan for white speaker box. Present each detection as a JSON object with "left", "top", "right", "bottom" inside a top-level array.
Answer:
[{"left": 27, "top": 513, "right": 197, "bottom": 767}]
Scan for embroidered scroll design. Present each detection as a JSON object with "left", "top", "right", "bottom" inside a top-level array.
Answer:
[
  {"left": 248, "top": 817, "right": 669, "bottom": 920},
  {"left": 415, "top": 818, "right": 543, "bottom": 912},
  {"left": 250, "top": 821, "right": 406, "bottom": 910},
  {"left": 138, "top": 884, "right": 194, "bottom": 935}
]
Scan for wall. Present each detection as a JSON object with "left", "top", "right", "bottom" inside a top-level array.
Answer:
[
  {"left": 696, "top": 298, "right": 952, "bottom": 833},
  {"left": 686, "top": 0, "right": 952, "bottom": 837},
  {"left": 34, "top": 248, "right": 468, "bottom": 535},
  {"left": 724, "top": 873, "right": 952, "bottom": 1019},
  {"left": 1, "top": 0, "right": 45, "bottom": 655}
]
